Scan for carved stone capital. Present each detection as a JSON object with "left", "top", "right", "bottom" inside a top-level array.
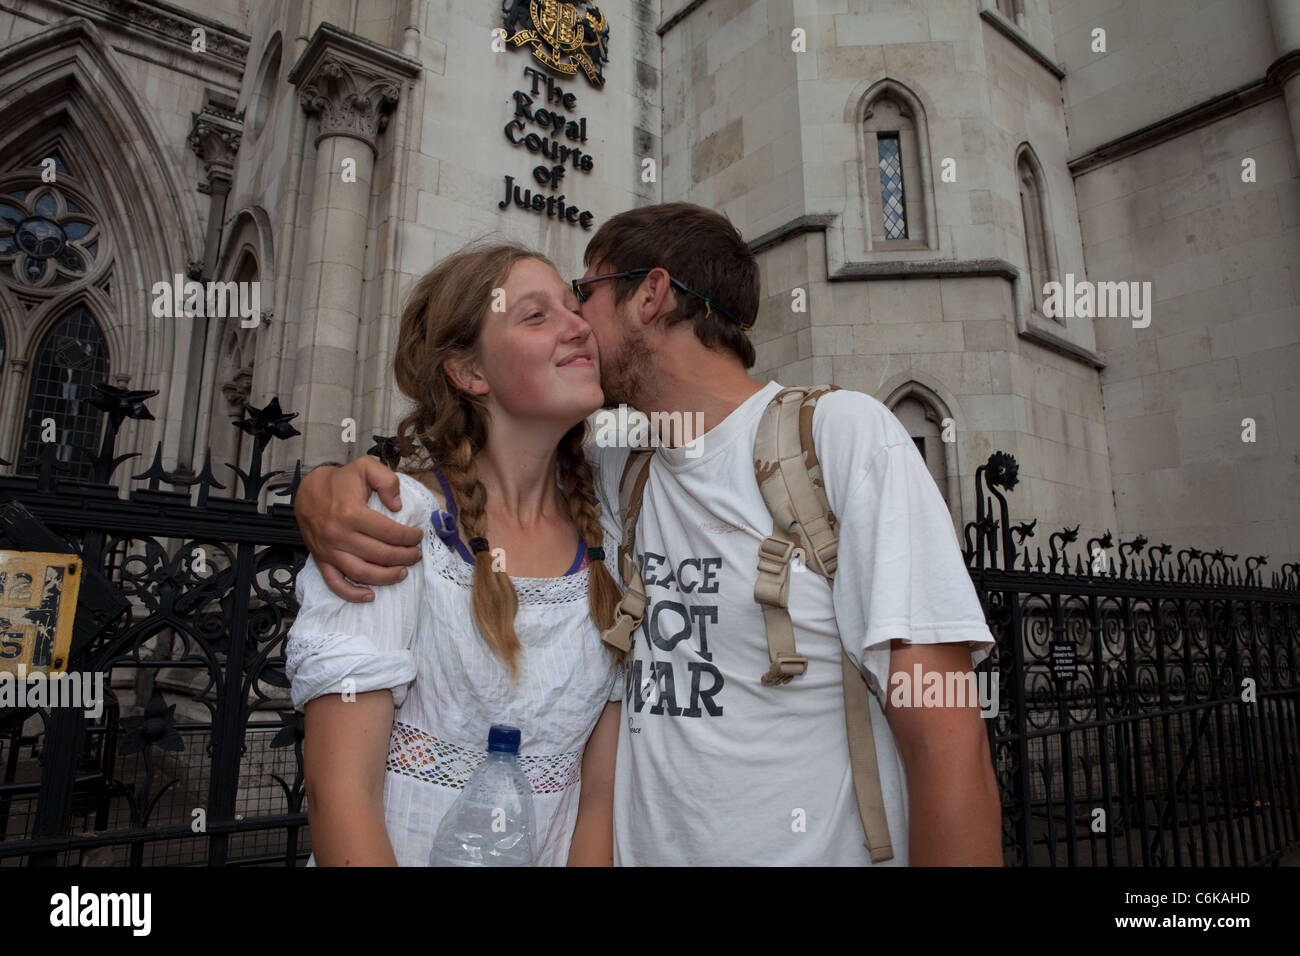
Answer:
[
  {"left": 189, "top": 96, "right": 244, "bottom": 185},
  {"left": 296, "top": 57, "right": 401, "bottom": 148},
  {"left": 288, "top": 22, "right": 421, "bottom": 153}
]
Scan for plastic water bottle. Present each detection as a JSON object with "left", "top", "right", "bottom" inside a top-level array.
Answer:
[{"left": 427, "top": 725, "right": 537, "bottom": 866}]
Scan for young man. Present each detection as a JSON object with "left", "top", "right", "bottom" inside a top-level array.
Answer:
[{"left": 295, "top": 202, "right": 1003, "bottom": 865}]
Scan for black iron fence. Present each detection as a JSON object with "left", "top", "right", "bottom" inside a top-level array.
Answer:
[
  {"left": 0, "top": 391, "right": 1296, "bottom": 866},
  {"left": 966, "top": 452, "right": 1300, "bottom": 866},
  {"left": 0, "top": 388, "right": 310, "bottom": 866}
]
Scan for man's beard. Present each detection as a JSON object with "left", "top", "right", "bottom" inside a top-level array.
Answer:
[{"left": 600, "top": 323, "right": 655, "bottom": 408}]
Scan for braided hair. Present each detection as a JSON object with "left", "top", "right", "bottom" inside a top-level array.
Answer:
[{"left": 393, "top": 241, "right": 621, "bottom": 680}]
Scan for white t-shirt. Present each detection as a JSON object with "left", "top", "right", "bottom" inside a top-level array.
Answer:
[
  {"left": 286, "top": 471, "right": 623, "bottom": 867},
  {"left": 590, "top": 381, "right": 995, "bottom": 866}
]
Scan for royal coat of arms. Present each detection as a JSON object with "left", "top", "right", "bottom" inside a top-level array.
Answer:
[{"left": 502, "top": 0, "right": 610, "bottom": 87}]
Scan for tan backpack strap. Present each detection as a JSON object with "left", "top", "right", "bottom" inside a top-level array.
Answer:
[
  {"left": 600, "top": 449, "right": 654, "bottom": 655},
  {"left": 753, "top": 385, "right": 894, "bottom": 861},
  {"left": 752, "top": 386, "right": 841, "bottom": 684},
  {"left": 787, "top": 384, "right": 840, "bottom": 577},
  {"left": 843, "top": 650, "right": 894, "bottom": 861}
]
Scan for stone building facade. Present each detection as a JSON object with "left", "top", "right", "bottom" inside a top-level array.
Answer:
[{"left": 0, "top": 0, "right": 1295, "bottom": 563}]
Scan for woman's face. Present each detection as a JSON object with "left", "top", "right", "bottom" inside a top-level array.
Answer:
[{"left": 469, "top": 257, "right": 603, "bottom": 426}]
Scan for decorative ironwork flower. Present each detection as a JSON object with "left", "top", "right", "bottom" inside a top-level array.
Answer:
[
  {"left": 118, "top": 689, "right": 184, "bottom": 755},
  {"left": 270, "top": 710, "right": 304, "bottom": 749},
  {"left": 986, "top": 451, "right": 1019, "bottom": 490},
  {"left": 1011, "top": 518, "right": 1037, "bottom": 544},
  {"left": 84, "top": 383, "right": 158, "bottom": 430},
  {"left": 233, "top": 396, "right": 300, "bottom": 445},
  {"left": 367, "top": 435, "right": 401, "bottom": 469}
]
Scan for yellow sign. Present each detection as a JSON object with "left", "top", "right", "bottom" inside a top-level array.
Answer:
[
  {"left": 0, "top": 550, "right": 81, "bottom": 676},
  {"left": 505, "top": 0, "right": 608, "bottom": 87}
]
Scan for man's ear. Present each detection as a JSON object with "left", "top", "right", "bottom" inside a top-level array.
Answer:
[
  {"left": 442, "top": 353, "right": 488, "bottom": 396},
  {"left": 638, "top": 267, "right": 678, "bottom": 327}
]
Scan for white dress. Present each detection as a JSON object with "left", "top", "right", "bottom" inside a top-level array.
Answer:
[{"left": 286, "top": 469, "right": 624, "bottom": 866}]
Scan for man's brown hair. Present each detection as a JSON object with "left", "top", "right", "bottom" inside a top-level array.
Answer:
[{"left": 583, "top": 202, "right": 758, "bottom": 368}]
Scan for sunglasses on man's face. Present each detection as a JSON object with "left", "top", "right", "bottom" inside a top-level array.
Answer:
[{"left": 571, "top": 268, "right": 751, "bottom": 331}]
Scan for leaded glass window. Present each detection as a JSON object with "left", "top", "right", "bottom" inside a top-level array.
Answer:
[
  {"left": 0, "top": 185, "right": 101, "bottom": 288},
  {"left": 878, "top": 133, "right": 908, "bottom": 240},
  {"left": 20, "top": 306, "right": 109, "bottom": 480},
  {"left": 1018, "top": 150, "right": 1053, "bottom": 318}
]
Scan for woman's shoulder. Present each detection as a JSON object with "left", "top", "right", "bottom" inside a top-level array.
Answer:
[
  {"left": 380, "top": 469, "right": 445, "bottom": 521},
  {"left": 394, "top": 469, "right": 443, "bottom": 501}
]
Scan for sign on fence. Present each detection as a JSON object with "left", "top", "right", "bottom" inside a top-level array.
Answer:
[
  {"left": 1050, "top": 639, "right": 1077, "bottom": 682},
  {"left": 0, "top": 549, "right": 81, "bottom": 676}
]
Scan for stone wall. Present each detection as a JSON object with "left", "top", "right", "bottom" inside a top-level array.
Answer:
[
  {"left": 1060, "top": 0, "right": 1300, "bottom": 560},
  {"left": 664, "top": 0, "right": 1116, "bottom": 539}
]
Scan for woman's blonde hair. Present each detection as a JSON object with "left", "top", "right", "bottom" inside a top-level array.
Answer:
[{"left": 393, "top": 241, "right": 621, "bottom": 679}]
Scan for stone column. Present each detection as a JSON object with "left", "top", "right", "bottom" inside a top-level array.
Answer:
[
  {"left": 288, "top": 23, "right": 419, "bottom": 467},
  {"left": 179, "top": 95, "right": 243, "bottom": 473},
  {"left": 1268, "top": 0, "right": 1300, "bottom": 167},
  {"left": 0, "top": 358, "right": 28, "bottom": 469}
]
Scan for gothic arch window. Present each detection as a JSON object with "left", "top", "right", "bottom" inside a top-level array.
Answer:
[
  {"left": 1016, "top": 145, "right": 1058, "bottom": 321},
  {"left": 890, "top": 394, "right": 951, "bottom": 509},
  {"left": 877, "top": 129, "right": 908, "bottom": 239},
  {"left": 860, "top": 82, "right": 934, "bottom": 252},
  {"left": 0, "top": 22, "right": 205, "bottom": 485},
  {"left": 20, "top": 305, "right": 109, "bottom": 478},
  {"left": 0, "top": 141, "right": 116, "bottom": 475}
]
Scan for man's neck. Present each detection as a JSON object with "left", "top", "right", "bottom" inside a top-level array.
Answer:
[{"left": 634, "top": 331, "right": 765, "bottom": 438}]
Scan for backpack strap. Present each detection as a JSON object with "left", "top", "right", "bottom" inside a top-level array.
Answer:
[
  {"left": 753, "top": 385, "right": 841, "bottom": 684},
  {"left": 599, "top": 448, "right": 654, "bottom": 655},
  {"left": 842, "top": 650, "right": 893, "bottom": 862},
  {"left": 753, "top": 384, "right": 895, "bottom": 863}
]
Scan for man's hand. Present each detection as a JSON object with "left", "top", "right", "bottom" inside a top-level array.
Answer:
[
  {"left": 296, "top": 458, "right": 423, "bottom": 603},
  {"left": 884, "top": 639, "right": 1003, "bottom": 866}
]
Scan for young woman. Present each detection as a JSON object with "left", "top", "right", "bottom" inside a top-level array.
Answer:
[{"left": 285, "top": 242, "right": 624, "bottom": 866}]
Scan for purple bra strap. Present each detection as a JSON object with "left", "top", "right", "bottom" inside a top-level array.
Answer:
[{"left": 428, "top": 466, "right": 588, "bottom": 575}]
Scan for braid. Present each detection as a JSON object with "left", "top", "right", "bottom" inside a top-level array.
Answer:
[
  {"left": 557, "top": 424, "right": 620, "bottom": 635},
  {"left": 440, "top": 435, "right": 522, "bottom": 681},
  {"left": 395, "top": 241, "right": 594, "bottom": 686}
]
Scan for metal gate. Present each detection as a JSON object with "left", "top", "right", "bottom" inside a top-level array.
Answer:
[{"left": 1, "top": 391, "right": 1297, "bottom": 865}]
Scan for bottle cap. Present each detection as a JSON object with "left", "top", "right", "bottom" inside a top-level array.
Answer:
[{"left": 487, "top": 724, "right": 522, "bottom": 754}]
